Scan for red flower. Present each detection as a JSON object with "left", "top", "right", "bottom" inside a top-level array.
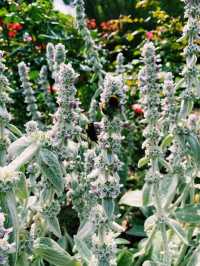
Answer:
[
  {"left": 132, "top": 104, "right": 144, "bottom": 115},
  {"left": 87, "top": 19, "right": 96, "bottom": 29},
  {"left": 146, "top": 31, "right": 153, "bottom": 41},
  {"left": 8, "top": 23, "right": 23, "bottom": 31},
  {"left": 8, "top": 30, "right": 17, "bottom": 38}
]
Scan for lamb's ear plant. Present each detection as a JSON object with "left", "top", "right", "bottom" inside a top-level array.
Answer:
[{"left": 134, "top": 0, "right": 200, "bottom": 265}]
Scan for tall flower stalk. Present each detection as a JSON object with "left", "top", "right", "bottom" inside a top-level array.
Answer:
[
  {"left": 139, "top": 42, "right": 171, "bottom": 265},
  {"left": 86, "top": 74, "right": 126, "bottom": 266},
  {"left": 18, "top": 62, "right": 41, "bottom": 123},
  {"left": 0, "top": 51, "right": 12, "bottom": 166},
  {"left": 74, "top": 0, "right": 104, "bottom": 120},
  {"left": 179, "top": 0, "right": 200, "bottom": 119}
]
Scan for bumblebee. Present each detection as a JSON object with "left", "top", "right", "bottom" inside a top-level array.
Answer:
[
  {"left": 100, "top": 95, "right": 120, "bottom": 119},
  {"left": 86, "top": 122, "right": 100, "bottom": 142}
]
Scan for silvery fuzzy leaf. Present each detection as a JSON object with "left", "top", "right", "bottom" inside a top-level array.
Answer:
[
  {"left": 144, "top": 215, "right": 157, "bottom": 236},
  {"left": 45, "top": 215, "right": 62, "bottom": 238},
  {"left": 34, "top": 237, "right": 81, "bottom": 266},
  {"left": 7, "top": 136, "right": 31, "bottom": 160},
  {"left": 142, "top": 261, "right": 157, "bottom": 266},
  {"left": 76, "top": 220, "right": 95, "bottom": 239},
  {"left": 187, "top": 246, "right": 200, "bottom": 266},
  {"left": 6, "top": 190, "right": 19, "bottom": 263},
  {"left": 15, "top": 172, "right": 28, "bottom": 202},
  {"left": 102, "top": 198, "right": 115, "bottom": 219},
  {"left": 74, "top": 237, "right": 92, "bottom": 264},
  {"left": 175, "top": 204, "right": 200, "bottom": 224},
  {"left": 159, "top": 174, "right": 178, "bottom": 208},
  {"left": 37, "top": 149, "right": 64, "bottom": 195},
  {"left": 142, "top": 183, "right": 153, "bottom": 207},
  {"left": 166, "top": 218, "right": 189, "bottom": 245},
  {"left": 119, "top": 189, "right": 143, "bottom": 208}
]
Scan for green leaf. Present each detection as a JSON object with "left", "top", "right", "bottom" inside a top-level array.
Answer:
[
  {"left": 127, "top": 220, "right": 146, "bottom": 237},
  {"left": 7, "top": 124, "right": 23, "bottom": 137},
  {"left": 102, "top": 198, "right": 115, "bottom": 218},
  {"left": 34, "top": 237, "right": 81, "bottom": 266},
  {"left": 167, "top": 218, "right": 189, "bottom": 245},
  {"left": 160, "top": 134, "right": 174, "bottom": 150},
  {"left": 74, "top": 237, "right": 92, "bottom": 264},
  {"left": 160, "top": 174, "right": 178, "bottom": 208},
  {"left": 38, "top": 149, "right": 64, "bottom": 194},
  {"left": 117, "top": 249, "right": 134, "bottom": 266},
  {"left": 6, "top": 190, "right": 19, "bottom": 264},
  {"left": 175, "top": 204, "right": 200, "bottom": 224},
  {"left": 178, "top": 99, "right": 193, "bottom": 120},
  {"left": 142, "top": 183, "right": 153, "bottom": 206},
  {"left": 15, "top": 173, "right": 28, "bottom": 202},
  {"left": 119, "top": 190, "right": 143, "bottom": 207},
  {"left": 186, "top": 133, "right": 200, "bottom": 164},
  {"left": 45, "top": 215, "right": 62, "bottom": 238},
  {"left": 187, "top": 246, "right": 200, "bottom": 266},
  {"left": 138, "top": 157, "right": 149, "bottom": 168}
]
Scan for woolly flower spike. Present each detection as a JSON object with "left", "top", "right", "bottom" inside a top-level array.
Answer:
[
  {"left": 51, "top": 63, "right": 81, "bottom": 155},
  {"left": 139, "top": 43, "right": 161, "bottom": 157},
  {"left": 100, "top": 74, "right": 126, "bottom": 119},
  {"left": 46, "top": 43, "right": 55, "bottom": 72},
  {"left": 92, "top": 231, "right": 117, "bottom": 266},
  {"left": 116, "top": 52, "right": 125, "bottom": 74},
  {"left": 0, "top": 51, "right": 12, "bottom": 106},
  {"left": 55, "top": 44, "right": 66, "bottom": 65},
  {"left": 179, "top": 0, "right": 200, "bottom": 106},
  {"left": 25, "top": 120, "right": 38, "bottom": 135},
  {"left": 0, "top": 212, "right": 15, "bottom": 265},
  {"left": 18, "top": 62, "right": 41, "bottom": 122},
  {"left": 160, "top": 72, "right": 177, "bottom": 134},
  {"left": 182, "top": 0, "right": 200, "bottom": 17}
]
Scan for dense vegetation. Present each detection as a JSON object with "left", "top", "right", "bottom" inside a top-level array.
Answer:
[{"left": 0, "top": 0, "right": 200, "bottom": 266}]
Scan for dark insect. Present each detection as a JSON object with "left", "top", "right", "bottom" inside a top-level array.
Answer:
[
  {"left": 86, "top": 123, "right": 100, "bottom": 142},
  {"left": 101, "top": 95, "right": 120, "bottom": 119}
]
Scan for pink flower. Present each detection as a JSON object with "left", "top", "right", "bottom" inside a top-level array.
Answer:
[{"left": 146, "top": 31, "right": 153, "bottom": 41}]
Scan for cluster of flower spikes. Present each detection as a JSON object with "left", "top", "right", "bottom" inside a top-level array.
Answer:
[
  {"left": 86, "top": 73, "right": 126, "bottom": 266},
  {"left": 46, "top": 43, "right": 66, "bottom": 82},
  {"left": 0, "top": 212, "right": 15, "bottom": 265},
  {"left": 179, "top": 0, "right": 200, "bottom": 119},
  {"left": 18, "top": 62, "right": 41, "bottom": 122},
  {"left": 74, "top": 0, "right": 105, "bottom": 121},
  {"left": 49, "top": 53, "right": 90, "bottom": 219}
]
